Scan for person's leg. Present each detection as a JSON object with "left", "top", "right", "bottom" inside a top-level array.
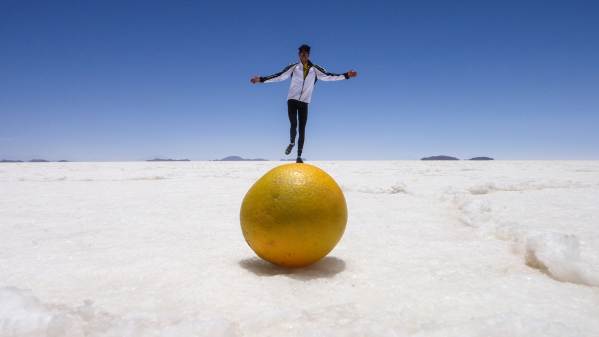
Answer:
[
  {"left": 286, "top": 100, "right": 298, "bottom": 155},
  {"left": 287, "top": 100, "right": 298, "bottom": 143},
  {"left": 297, "top": 102, "right": 308, "bottom": 158}
]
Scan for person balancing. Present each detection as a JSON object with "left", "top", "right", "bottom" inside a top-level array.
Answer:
[{"left": 251, "top": 44, "right": 358, "bottom": 163}]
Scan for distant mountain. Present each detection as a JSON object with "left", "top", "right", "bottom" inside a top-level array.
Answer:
[
  {"left": 1, "top": 159, "right": 24, "bottom": 163},
  {"left": 470, "top": 157, "right": 494, "bottom": 161},
  {"left": 421, "top": 155, "right": 459, "bottom": 161},
  {"left": 216, "top": 155, "right": 267, "bottom": 161},
  {"left": 29, "top": 159, "right": 49, "bottom": 162},
  {"left": 280, "top": 158, "right": 307, "bottom": 161},
  {"left": 147, "top": 158, "right": 190, "bottom": 162},
  {"left": 58, "top": 160, "right": 70, "bottom": 162}
]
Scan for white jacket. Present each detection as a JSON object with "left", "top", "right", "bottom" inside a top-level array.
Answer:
[{"left": 259, "top": 61, "right": 349, "bottom": 103}]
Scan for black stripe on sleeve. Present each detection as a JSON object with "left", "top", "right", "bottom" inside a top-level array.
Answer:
[
  {"left": 313, "top": 64, "right": 345, "bottom": 78},
  {"left": 260, "top": 63, "right": 296, "bottom": 82}
]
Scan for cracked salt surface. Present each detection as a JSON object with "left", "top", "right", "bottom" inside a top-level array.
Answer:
[{"left": 1, "top": 161, "right": 599, "bottom": 336}]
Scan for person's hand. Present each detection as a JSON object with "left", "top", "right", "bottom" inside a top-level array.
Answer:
[
  {"left": 250, "top": 76, "right": 261, "bottom": 84},
  {"left": 347, "top": 70, "right": 358, "bottom": 78}
]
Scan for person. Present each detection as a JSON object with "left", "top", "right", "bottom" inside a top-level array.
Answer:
[{"left": 250, "top": 44, "right": 357, "bottom": 163}]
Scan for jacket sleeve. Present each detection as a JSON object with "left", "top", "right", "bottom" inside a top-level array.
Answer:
[
  {"left": 260, "top": 64, "right": 296, "bottom": 83},
  {"left": 313, "top": 64, "right": 349, "bottom": 81}
]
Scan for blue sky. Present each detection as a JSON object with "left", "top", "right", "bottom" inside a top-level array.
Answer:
[{"left": 1, "top": 0, "right": 598, "bottom": 160}]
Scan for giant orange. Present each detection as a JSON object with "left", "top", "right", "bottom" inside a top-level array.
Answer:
[{"left": 240, "top": 163, "right": 347, "bottom": 267}]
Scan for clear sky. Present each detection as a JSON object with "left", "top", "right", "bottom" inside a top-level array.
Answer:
[{"left": 1, "top": 0, "right": 598, "bottom": 161}]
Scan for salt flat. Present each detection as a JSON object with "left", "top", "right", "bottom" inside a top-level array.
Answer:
[{"left": 1, "top": 161, "right": 599, "bottom": 337}]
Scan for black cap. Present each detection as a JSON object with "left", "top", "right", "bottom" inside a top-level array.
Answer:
[{"left": 298, "top": 44, "right": 311, "bottom": 53}]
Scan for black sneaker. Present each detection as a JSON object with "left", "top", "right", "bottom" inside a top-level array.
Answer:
[
  {"left": 296, "top": 157, "right": 304, "bottom": 163},
  {"left": 285, "top": 143, "right": 295, "bottom": 155}
]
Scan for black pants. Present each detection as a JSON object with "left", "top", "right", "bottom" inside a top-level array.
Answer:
[{"left": 287, "top": 99, "right": 308, "bottom": 156}]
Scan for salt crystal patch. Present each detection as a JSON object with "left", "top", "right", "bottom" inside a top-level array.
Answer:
[
  {"left": 468, "top": 183, "right": 496, "bottom": 195},
  {"left": 457, "top": 198, "right": 492, "bottom": 228},
  {"left": 525, "top": 233, "right": 599, "bottom": 286},
  {"left": 0, "top": 287, "right": 90, "bottom": 336},
  {"left": 0, "top": 287, "right": 239, "bottom": 337}
]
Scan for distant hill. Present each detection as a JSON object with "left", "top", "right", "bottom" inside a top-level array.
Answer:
[
  {"left": 470, "top": 157, "right": 494, "bottom": 160},
  {"left": 1, "top": 159, "right": 24, "bottom": 163},
  {"left": 58, "top": 160, "right": 70, "bottom": 162},
  {"left": 29, "top": 159, "right": 49, "bottom": 162},
  {"left": 216, "top": 155, "right": 267, "bottom": 161},
  {"left": 421, "top": 155, "right": 459, "bottom": 161},
  {"left": 147, "top": 158, "right": 190, "bottom": 162}
]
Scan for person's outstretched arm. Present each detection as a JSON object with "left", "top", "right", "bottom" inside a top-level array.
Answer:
[
  {"left": 250, "top": 64, "right": 296, "bottom": 84},
  {"left": 313, "top": 65, "right": 358, "bottom": 81}
]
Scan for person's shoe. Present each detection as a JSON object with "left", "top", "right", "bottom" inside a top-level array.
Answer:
[
  {"left": 285, "top": 143, "right": 295, "bottom": 155},
  {"left": 296, "top": 157, "right": 304, "bottom": 163}
]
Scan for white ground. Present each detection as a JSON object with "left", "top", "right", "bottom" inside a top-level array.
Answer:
[{"left": 1, "top": 161, "right": 599, "bottom": 337}]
